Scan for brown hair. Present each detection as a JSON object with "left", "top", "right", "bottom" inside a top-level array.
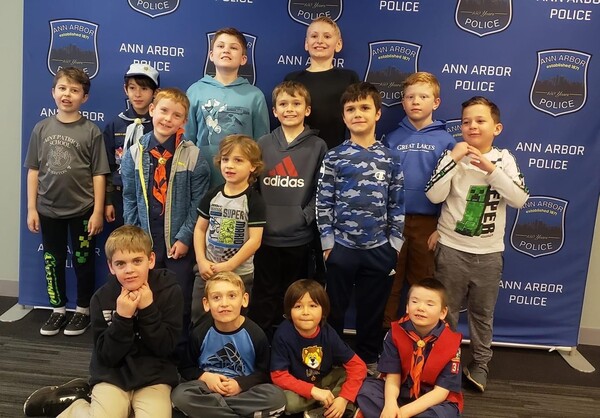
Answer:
[
  {"left": 204, "top": 271, "right": 245, "bottom": 295},
  {"left": 214, "top": 135, "right": 264, "bottom": 184},
  {"left": 402, "top": 71, "right": 441, "bottom": 98},
  {"left": 53, "top": 67, "right": 91, "bottom": 95},
  {"left": 341, "top": 82, "right": 382, "bottom": 112},
  {"left": 211, "top": 27, "right": 247, "bottom": 55},
  {"left": 462, "top": 96, "right": 501, "bottom": 124},
  {"left": 407, "top": 278, "right": 449, "bottom": 308},
  {"left": 153, "top": 87, "right": 190, "bottom": 116},
  {"left": 283, "top": 279, "right": 330, "bottom": 324},
  {"left": 272, "top": 81, "right": 311, "bottom": 107},
  {"left": 105, "top": 225, "right": 153, "bottom": 261}
]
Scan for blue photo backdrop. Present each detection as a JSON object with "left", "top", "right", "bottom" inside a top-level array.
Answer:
[{"left": 20, "top": 0, "right": 600, "bottom": 347}]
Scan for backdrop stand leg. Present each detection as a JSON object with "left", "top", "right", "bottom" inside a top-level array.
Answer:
[
  {"left": 557, "top": 347, "right": 595, "bottom": 373},
  {"left": 0, "top": 304, "right": 33, "bottom": 322}
]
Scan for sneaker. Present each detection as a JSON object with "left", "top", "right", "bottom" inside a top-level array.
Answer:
[
  {"left": 23, "top": 378, "right": 90, "bottom": 417},
  {"left": 464, "top": 365, "right": 487, "bottom": 392},
  {"left": 64, "top": 312, "right": 90, "bottom": 336},
  {"left": 40, "top": 312, "right": 67, "bottom": 336},
  {"left": 304, "top": 406, "right": 325, "bottom": 418}
]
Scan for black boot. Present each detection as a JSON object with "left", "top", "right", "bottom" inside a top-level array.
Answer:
[{"left": 23, "top": 378, "right": 91, "bottom": 417}]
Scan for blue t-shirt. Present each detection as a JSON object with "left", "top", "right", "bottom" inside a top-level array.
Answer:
[{"left": 271, "top": 320, "right": 355, "bottom": 383}]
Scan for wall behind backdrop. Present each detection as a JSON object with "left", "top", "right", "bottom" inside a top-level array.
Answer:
[{"left": 19, "top": 0, "right": 600, "bottom": 348}]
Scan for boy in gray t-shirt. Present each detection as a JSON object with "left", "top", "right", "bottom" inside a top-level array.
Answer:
[{"left": 25, "top": 67, "right": 110, "bottom": 337}]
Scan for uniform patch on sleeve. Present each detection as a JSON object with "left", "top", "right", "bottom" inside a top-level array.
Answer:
[{"left": 450, "top": 347, "right": 461, "bottom": 374}]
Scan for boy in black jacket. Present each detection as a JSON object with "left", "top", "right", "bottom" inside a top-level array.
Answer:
[
  {"left": 248, "top": 81, "right": 328, "bottom": 339},
  {"left": 24, "top": 225, "right": 183, "bottom": 418}
]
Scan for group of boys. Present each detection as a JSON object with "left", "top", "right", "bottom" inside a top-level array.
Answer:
[{"left": 23, "top": 14, "right": 528, "bottom": 418}]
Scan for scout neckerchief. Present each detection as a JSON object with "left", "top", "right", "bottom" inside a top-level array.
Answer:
[
  {"left": 123, "top": 117, "right": 146, "bottom": 151},
  {"left": 148, "top": 129, "right": 182, "bottom": 215},
  {"left": 398, "top": 314, "right": 437, "bottom": 399}
]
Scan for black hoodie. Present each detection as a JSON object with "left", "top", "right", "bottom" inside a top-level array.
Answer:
[
  {"left": 89, "top": 269, "right": 183, "bottom": 390},
  {"left": 257, "top": 126, "right": 327, "bottom": 247}
]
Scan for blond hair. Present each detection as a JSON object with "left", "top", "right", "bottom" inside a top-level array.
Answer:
[
  {"left": 105, "top": 225, "right": 152, "bottom": 261},
  {"left": 307, "top": 16, "right": 341, "bottom": 38},
  {"left": 204, "top": 271, "right": 246, "bottom": 295}
]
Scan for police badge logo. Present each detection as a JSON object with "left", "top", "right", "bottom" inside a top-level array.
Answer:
[
  {"left": 365, "top": 41, "right": 420, "bottom": 107},
  {"left": 48, "top": 19, "right": 99, "bottom": 79},
  {"left": 530, "top": 49, "right": 590, "bottom": 117},
  {"left": 445, "top": 119, "right": 463, "bottom": 142},
  {"left": 128, "top": 0, "right": 179, "bottom": 18},
  {"left": 288, "top": 0, "right": 343, "bottom": 26},
  {"left": 455, "top": 0, "right": 512, "bottom": 37},
  {"left": 205, "top": 32, "right": 257, "bottom": 85},
  {"left": 510, "top": 196, "right": 567, "bottom": 258}
]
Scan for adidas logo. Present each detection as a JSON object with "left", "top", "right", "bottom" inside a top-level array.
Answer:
[{"left": 263, "top": 156, "right": 305, "bottom": 188}]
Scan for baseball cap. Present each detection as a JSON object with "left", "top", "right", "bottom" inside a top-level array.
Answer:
[{"left": 124, "top": 63, "right": 160, "bottom": 87}]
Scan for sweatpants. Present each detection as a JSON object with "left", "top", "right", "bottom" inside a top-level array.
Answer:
[
  {"left": 325, "top": 242, "right": 396, "bottom": 364},
  {"left": 171, "top": 381, "right": 286, "bottom": 418},
  {"left": 434, "top": 243, "right": 503, "bottom": 371},
  {"left": 39, "top": 209, "right": 96, "bottom": 308},
  {"left": 58, "top": 382, "right": 172, "bottom": 418}
]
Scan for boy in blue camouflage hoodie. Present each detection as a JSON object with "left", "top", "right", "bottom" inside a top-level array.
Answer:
[{"left": 316, "top": 82, "right": 405, "bottom": 369}]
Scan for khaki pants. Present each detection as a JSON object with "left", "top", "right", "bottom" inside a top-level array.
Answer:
[
  {"left": 284, "top": 367, "right": 346, "bottom": 415},
  {"left": 58, "top": 382, "right": 172, "bottom": 418}
]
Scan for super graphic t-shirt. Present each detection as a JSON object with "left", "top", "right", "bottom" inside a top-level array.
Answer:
[{"left": 198, "top": 184, "right": 266, "bottom": 275}]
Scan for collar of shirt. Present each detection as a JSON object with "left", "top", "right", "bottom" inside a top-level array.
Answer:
[
  {"left": 148, "top": 132, "right": 177, "bottom": 155},
  {"left": 400, "top": 318, "right": 445, "bottom": 340}
]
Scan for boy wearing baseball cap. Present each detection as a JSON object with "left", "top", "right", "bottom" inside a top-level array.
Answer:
[{"left": 103, "top": 63, "right": 160, "bottom": 226}]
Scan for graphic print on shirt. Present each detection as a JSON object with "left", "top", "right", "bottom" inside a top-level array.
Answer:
[
  {"left": 201, "top": 98, "right": 250, "bottom": 145},
  {"left": 455, "top": 185, "right": 500, "bottom": 237},
  {"left": 208, "top": 203, "right": 247, "bottom": 260},
  {"left": 45, "top": 134, "right": 81, "bottom": 175},
  {"left": 263, "top": 155, "right": 305, "bottom": 188},
  {"left": 302, "top": 345, "right": 323, "bottom": 381},
  {"left": 206, "top": 342, "right": 245, "bottom": 375}
]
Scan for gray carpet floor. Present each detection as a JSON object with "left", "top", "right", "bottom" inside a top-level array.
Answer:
[{"left": 1, "top": 297, "right": 599, "bottom": 417}]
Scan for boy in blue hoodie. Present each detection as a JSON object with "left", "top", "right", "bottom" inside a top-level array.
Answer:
[
  {"left": 185, "top": 27, "right": 270, "bottom": 188},
  {"left": 249, "top": 81, "right": 327, "bottom": 338},
  {"left": 382, "top": 72, "right": 455, "bottom": 328}
]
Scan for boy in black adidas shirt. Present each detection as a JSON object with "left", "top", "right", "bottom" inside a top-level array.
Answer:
[{"left": 248, "top": 81, "right": 327, "bottom": 339}]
